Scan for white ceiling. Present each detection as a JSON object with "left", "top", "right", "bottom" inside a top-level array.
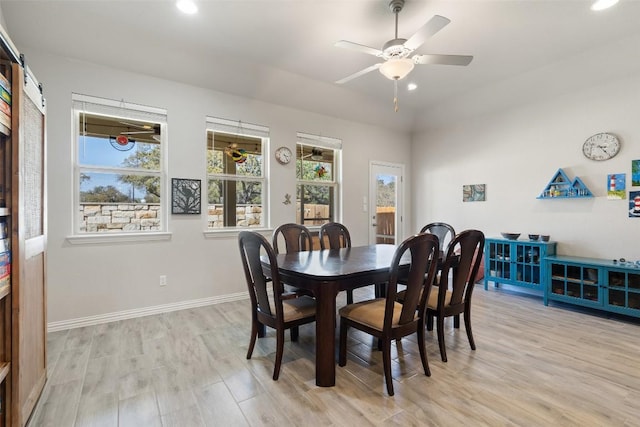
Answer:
[{"left": 2, "top": 0, "right": 640, "bottom": 132}]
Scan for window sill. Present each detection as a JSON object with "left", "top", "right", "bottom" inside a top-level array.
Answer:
[
  {"left": 66, "top": 232, "right": 172, "bottom": 245},
  {"left": 203, "top": 227, "right": 273, "bottom": 239}
]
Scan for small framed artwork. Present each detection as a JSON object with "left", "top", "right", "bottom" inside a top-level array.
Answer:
[
  {"left": 607, "top": 173, "right": 625, "bottom": 200},
  {"left": 463, "top": 184, "right": 486, "bottom": 202},
  {"left": 632, "top": 160, "right": 640, "bottom": 186},
  {"left": 629, "top": 191, "right": 640, "bottom": 217},
  {"left": 171, "top": 178, "right": 201, "bottom": 214}
]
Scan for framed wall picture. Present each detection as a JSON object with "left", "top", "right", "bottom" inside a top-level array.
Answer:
[
  {"left": 632, "top": 160, "right": 640, "bottom": 186},
  {"left": 607, "top": 173, "right": 625, "bottom": 200},
  {"left": 171, "top": 178, "right": 201, "bottom": 214},
  {"left": 463, "top": 184, "right": 486, "bottom": 202}
]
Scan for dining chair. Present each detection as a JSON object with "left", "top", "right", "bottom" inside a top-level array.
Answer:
[
  {"left": 420, "top": 222, "right": 456, "bottom": 254},
  {"left": 338, "top": 233, "right": 440, "bottom": 396},
  {"left": 272, "top": 223, "right": 315, "bottom": 298},
  {"left": 319, "top": 222, "right": 357, "bottom": 304},
  {"left": 426, "top": 229, "right": 485, "bottom": 362},
  {"left": 272, "top": 223, "right": 313, "bottom": 254},
  {"left": 238, "top": 231, "right": 317, "bottom": 380}
]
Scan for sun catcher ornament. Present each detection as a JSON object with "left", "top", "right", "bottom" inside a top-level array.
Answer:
[{"left": 225, "top": 146, "right": 248, "bottom": 163}]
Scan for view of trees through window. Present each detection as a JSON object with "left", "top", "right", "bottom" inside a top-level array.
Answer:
[
  {"left": 207, "top": 130, "right": 265, "bottom": 228},
  {"left": 376, "top": 177, "right": 396, "bottom": 207},
  {"left": 74, "top": 104, "right": 165, "bottom": 233},
  {"left": 296, "top": 142, "right": 338, "bottom": 225},
  {"left": 79, "top": 143, "right": 161, "bottom": 203}
]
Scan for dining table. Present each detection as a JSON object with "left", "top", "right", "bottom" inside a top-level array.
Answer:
[{"left": 262, "top": 243, "right": 409, "bottom": 387}]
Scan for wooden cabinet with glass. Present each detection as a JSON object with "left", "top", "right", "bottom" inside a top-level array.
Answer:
[
  {"left": 545, "top": 256, "right": 640, "bottom": 318},
  {"left": 484, "top": 237, "right": 557, "bottom": 295}
]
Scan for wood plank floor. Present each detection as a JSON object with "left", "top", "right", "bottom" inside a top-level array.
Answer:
[{"left": 27, "top": 285, "right": 640, "bottom": 426}]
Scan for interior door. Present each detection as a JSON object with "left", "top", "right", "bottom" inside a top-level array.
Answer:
[
  {"left": 369, "top": 162, "right": 403, "bottom": 245},
  {"left": 12, "top": 63, "right": 47, "bottom": 426}
]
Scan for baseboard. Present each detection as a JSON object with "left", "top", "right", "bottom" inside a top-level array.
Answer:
[{"left": 47, "top": 291, "right": 249, "bottom": 332}]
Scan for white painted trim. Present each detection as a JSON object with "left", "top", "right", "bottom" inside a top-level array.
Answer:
[
  {"left": 66, "top": 231, "right": 172, "bottom": 245},
  {"left": 203, "top": 228, "right": 273, "bottom": 239},
  {"left": 47, "top": 291, "right": 249, "bottom": 332},
  {"left": 25, "top": 235, "right": 46, "bottom": 259}
]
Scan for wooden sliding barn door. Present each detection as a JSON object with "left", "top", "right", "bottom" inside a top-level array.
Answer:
[{"left": 11, "top": 62, "right": 47, "bottom": 426}]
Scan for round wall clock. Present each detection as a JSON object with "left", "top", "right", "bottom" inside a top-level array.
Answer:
[
  {"left": 274, "top": 146, "right": 292, "bottom": 165},
  {"left": 582, "top": 132, "right": 620, "bottom": 161}
]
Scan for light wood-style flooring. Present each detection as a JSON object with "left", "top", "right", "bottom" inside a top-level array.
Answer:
[{"left": 27, "top": 285, "right": 640, "bottom": 426}]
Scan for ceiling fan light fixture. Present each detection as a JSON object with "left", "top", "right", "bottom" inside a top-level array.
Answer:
[
  {"left": 176, "top": 0, "right": 198, "bottom": 15},
  {"left": 591, "top": 0, "right": 618, "bottom": 10},
  {"left": 379, "top": 58, "right": 414, "bottom": 81}
]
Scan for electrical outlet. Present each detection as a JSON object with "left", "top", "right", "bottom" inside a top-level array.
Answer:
[{"left": 159, "top": 275, "right": 167, "bottom": 286}]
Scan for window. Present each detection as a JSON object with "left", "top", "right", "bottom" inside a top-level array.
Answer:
[
  {"left": 72, "top": 94, "right": 167, "bottom": 234},
  {"left": 206, "top": 117, "right": 268, "bottom": 229},
  {"left": 296, "top": 132, "right": 342, "bottom": 226}
]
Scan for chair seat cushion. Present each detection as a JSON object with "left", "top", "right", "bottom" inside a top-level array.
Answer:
[
  {"left": 339, "top": 298, "right": 412, "bottom": 331},
  {"left": 427, "top": 287, "right": 452, "bottom": 310},
  {"left": 283, "top": 296, "right": 316, "bottom": 322}
]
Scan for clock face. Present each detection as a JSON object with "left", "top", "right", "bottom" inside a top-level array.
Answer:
[
  {"left": 582, "top": 133, "right": 620, "bottom": 161},
  {"left": 275, "top": 146, "right": 292, "bottom": 164}
]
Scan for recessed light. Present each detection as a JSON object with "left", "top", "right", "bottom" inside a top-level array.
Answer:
[
  {"left": 176, "top": 0, "right": 198, "bottom": 14},
  {"left": 407, "top": 82, "right": 417, "bottom": 91},
  {"left": 591, "top": 0, "right": 619, "bottom": 11}
]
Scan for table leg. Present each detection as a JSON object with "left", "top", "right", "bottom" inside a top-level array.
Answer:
[{"left": 314, "top": 284, "right": 338, "bottom": 387}]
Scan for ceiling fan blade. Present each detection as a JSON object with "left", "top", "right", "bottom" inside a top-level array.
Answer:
[
  {"left": 334, "top": 40, "right": 383, "bottom": 57},
  {"left": 335, "top": 63, "right": 382, "bottom": 85},
  {"left": 120, "top": 120, "right": 153, "bottom": 130},
  {"left": 404, "top": 15, "right": 451, "bottom": 51},
  {"left": 121, "top": 130, "right": 155, "bottom": 135},
  {"left": 413, "top": 54, "right": 473, "bottom": 66}
]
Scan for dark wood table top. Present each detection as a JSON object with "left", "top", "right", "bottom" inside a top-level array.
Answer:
[{"left": 273, "top": 244, "right": 406, "bottom": 280}]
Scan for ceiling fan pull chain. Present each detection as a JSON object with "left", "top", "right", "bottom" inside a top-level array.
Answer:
[{"left": 393, "top": 79, "right": 399, "bottom": 112}]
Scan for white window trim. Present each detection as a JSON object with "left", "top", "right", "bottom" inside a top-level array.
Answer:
[
  {"left": 205, "top": 117, "right": 270, "bottom": 232},
  {"left": 296, "top": 132, "right": 342, "bottom": 227},
  {"left": 69, "top": 94, "right": 169, "bottom": 241}
]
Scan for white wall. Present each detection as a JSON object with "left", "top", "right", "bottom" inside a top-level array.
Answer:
[
  {"left": 23, "top": 50, "right": 412, "bottom": 324},
  {"left": 412, "top": 73, "right": 640, "bottom": 259}
]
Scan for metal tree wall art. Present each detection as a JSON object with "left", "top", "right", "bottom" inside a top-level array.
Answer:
[{"left": 172, "top": 178, "right": 201, "bottom": 214}]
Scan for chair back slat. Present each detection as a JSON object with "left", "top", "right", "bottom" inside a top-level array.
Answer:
[
  {"left": 439, "top": 229, "right": 484, "bottom": 307},
  {"left": 386, "top": 233, "right": 440, "bottom": 328},
  {"left": 420, "top": 222, "right": 455, "bottom": 252},
  {"left": 273, "top": 223, "right": 313, "bottom": 253},
  {"left": 319, "top": 222, "right": 351, "bottom": 250}
]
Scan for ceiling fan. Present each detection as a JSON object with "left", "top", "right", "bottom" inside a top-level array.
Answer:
[
  {"left": 119, "top": 121, "right": 161, "bottom": 142},
  {"left": 302, "top": 147, "right": 325, "bottom": 161},
  {"left": 335, "top": 0, "right": 473, "bottom": 111}
]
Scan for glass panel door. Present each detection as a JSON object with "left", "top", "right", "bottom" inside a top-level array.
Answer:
[{"left": 369, "top": 162, "right": 403, "bottom": 245}]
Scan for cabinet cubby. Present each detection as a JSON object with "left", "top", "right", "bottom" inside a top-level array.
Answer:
[
  {"left": 537, "top": 168, "right": 593, "bottom": 199},
  {"left": 484, "top": 238, "right": 557, "bottom": 295},
  {"left": 545, "top": 256, "right": 640, "bottom": 318}
]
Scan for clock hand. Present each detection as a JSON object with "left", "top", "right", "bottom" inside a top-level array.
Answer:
[{"left": 597, "top": 145, "right": 610, "bottom": 155}]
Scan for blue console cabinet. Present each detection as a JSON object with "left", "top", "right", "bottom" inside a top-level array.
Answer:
[
  {"left": 545, "top": 256, "right": 640, "bottom": 318},
  {"left": 484, "top": 238, "right": 557, "bottom": 296}
]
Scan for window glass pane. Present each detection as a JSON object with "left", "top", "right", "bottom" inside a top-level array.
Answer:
[
  {"left": 207, "top": 178, "right": 263, "bottom": 228},
  {"left": 207, "top": 131, "right": 262, "bottom": 177},
  {"left": 74, "top": 95, "right": 166, "bottom": 234},
  {"left": 80, "top": 172, "right": 160, "bottom": 203},
  {"left": 297, "top": 184, "right": 334, "bottom": 226},
  {"left": 296, "top": 144, "right": 334, "bottom": 181},
  {"left": 79, "top": 172, "right": 161, "bottom": 233},
  {"left": 79, "top": 113, "right": 161, "bottom": 170}
]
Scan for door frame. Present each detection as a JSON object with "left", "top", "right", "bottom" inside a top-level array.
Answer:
[{"left": 369, "top": 161, "right": 405, "bottom": 245}]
